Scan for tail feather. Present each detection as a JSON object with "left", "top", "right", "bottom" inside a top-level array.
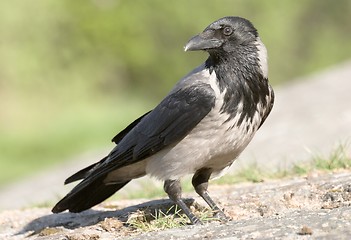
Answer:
[{"left": 52, "top": 175, "right": 130, "bottom": 213}]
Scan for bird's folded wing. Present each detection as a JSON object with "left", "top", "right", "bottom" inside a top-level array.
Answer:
[
  {"left": 111, "top": 111, "right": 151, "bottom": 144},
  {"left": 86, "top": 83, "right": 216, "bottom": 181}
]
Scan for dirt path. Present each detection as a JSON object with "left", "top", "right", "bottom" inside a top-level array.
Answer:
[{"left": 1, "top": 171, "right": 350, "bottom": 239}]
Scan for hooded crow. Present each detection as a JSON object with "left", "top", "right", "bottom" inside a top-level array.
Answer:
[{"left": 52, "top": 16, "right": 274, "bottom": 224}]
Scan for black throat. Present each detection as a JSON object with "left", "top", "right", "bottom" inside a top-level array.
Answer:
[{"left": 205, "top": 48, "right": 272, "bottom": 126}]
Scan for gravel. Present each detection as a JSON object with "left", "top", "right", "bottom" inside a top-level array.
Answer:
[{"left": 1, "top": 171, "right": 350, "bottom": 239}]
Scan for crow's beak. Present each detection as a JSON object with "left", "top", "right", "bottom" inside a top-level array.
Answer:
[{"left": 184, "top": 33, "right": 223, "bottom": 52}]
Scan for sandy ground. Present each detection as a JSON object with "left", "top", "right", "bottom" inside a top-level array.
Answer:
[{"left": 1, "top": 171, "right": 350, "bottom": 239}]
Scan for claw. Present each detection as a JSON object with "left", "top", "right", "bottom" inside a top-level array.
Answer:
[{"left": 213, "top": 210, "right": 229, "bottom": 222}]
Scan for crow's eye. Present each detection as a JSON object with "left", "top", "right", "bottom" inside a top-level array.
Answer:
[{"left": 223, "top": 27, "right": 233, "bottom": 36}]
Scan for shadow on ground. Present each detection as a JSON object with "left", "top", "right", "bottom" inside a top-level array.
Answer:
[{"left": 18, "top": 198, "right": 195, "bottom": 236}]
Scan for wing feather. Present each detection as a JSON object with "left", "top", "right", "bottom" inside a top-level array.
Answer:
[{"left": 78, "top": 82, "right": 215, "bottom": 187}]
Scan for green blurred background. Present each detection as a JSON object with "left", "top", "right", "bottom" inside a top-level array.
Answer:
[{"left": 1, "top": 0, "right": 351, "bottom": 186}]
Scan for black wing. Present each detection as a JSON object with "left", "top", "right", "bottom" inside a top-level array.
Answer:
[
  {"left": 71, "top": 83, "right": 215, "bottom": 187},
  {"left": 101, "top": 83, "right": 215, "bottom": 175},
  {"left": 111, "top": 111, "right": 151, "bottom": 144},
  {"left": 64, "top": 157, "right": 107, "bottom": 184}
]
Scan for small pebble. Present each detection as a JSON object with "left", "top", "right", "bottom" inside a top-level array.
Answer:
[{"left": 298, "top": 225, "right": 313, "bottom": 235}]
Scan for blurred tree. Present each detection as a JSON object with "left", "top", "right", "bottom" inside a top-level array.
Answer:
[
  {"left": 2, "top": 0, "right": 351, "bottom": 98},
  {"left": 0, "top": 0, "right": 351, "bottom": 184},
  {"left": 54, "top": 0, "right": 351, "bottom": 97}
]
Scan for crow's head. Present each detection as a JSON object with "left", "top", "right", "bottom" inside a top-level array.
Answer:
[
  {"left": 184, "top": 16, "right": 258, "bottom": 53},
  {"left": 185, "top": 16, "right": 267, "bottom": 78}
]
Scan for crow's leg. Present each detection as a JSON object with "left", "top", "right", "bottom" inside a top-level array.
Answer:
[
  {"left": 192, "top": 168, "right": 228, "bottom": 221},
  {"left": 164, "top": 179, "right": 202, "bottom": 225}
]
